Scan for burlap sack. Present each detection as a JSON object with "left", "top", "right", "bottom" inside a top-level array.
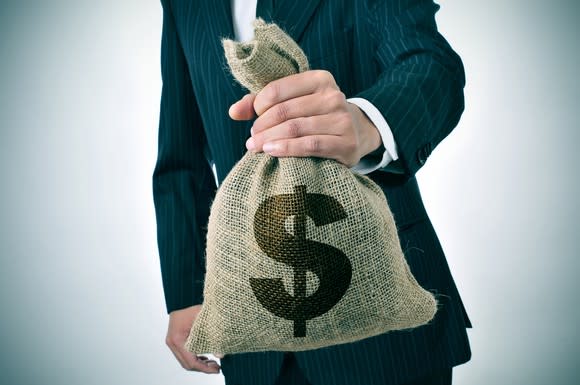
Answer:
[{"left": 185, "top": 19, "right": 437, "bottom": 355}]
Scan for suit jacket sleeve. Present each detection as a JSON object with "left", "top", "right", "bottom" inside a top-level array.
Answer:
[
  {"left": 153, "top": 0, "right": 216, "bottom": 314},
  {"left": 355, "top": 0, "right": 466, "bottom": 177}
]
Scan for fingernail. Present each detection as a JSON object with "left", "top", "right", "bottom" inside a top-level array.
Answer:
[
  {"left": 250, "top": 125, "right": 255, "bottom": 135},
  {"left": 207, "top": 362, "right": 220, "bottom": 369},
  {"left": 246, "top": 137, "right": 256, "bottom": 151},
  {"left": 263, "top": 142, "right": 276, "bottom": 153}
]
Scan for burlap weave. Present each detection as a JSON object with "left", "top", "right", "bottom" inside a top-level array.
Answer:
[{"left": 185, "top": 18, "right": 437, "bottom": 355}]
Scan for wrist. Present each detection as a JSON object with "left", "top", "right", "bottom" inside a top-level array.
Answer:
[{"left": 347, "top": 103, "right": 382, "bottom": 158}]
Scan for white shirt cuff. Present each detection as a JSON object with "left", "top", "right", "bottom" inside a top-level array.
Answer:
[{"left": 347, "top": 97, "right": 399, "bottom": 175}]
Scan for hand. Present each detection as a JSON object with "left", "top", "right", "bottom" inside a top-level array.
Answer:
[
  {"left": 165, "top": 305, "right": 221, "bottom": 374},
  {"left": 229, "top": 70, "right": 382, "bottom": 167}
]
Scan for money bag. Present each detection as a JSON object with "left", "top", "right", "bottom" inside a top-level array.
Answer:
[{"left": 185, "top": 19, "right": 437, "bottom": 355}]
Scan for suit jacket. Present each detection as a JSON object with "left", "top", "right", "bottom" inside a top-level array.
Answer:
[{"left": 152, "top": 1, "right": 472, "bottom": 384}]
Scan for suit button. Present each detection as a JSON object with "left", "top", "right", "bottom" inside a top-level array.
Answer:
[{"left": 417, "top": 143, "right": 432, "bottom": 165}]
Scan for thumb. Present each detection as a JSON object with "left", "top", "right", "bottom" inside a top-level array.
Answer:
[{"left": 229, "top": 93, "right": 256, "bottom": 121}]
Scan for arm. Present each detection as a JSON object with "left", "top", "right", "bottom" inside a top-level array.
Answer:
[
  {"left": 347, "top": 97, "right": 399, "bottom": 175},
  {"left": 230, "top": 1, "right": 463, "bottom": 176},
  {"left": 355, "top": 0, "right": 466, "bottom": 177},
  {"left": 153, "top": 0, "right": 219, "bottom": 373},
  {"left": 154, "top": 0, "right": 214, "bottom": 314}
]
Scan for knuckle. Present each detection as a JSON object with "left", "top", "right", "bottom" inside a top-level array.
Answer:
[
  {"left": 314, "top": 70, "right": 330, "bottom": 84},
  {"left": 287, "top": 119, "right": 301, "bottom": 137},
  {"left": 305, "top": 136, "right": 321, "bottom": 153},
  {"left": 278, "top": 141, "right": 289, "bottom": 154},
  {"left": 320, "top": 70, "right": 338, "bottom": 87},
  {"left": 266, "top": 82, "right": 281, "bottom": 104},
  {"left": 276, "top": 103, "right": 289, "bottom": 122},
  {"left": 337, "top": 111, "right": 353, "bottom": 129},
  {"left": 335, "top": 89, "right": 346, "bottom": 102},
  {"left": 166, "top": 334, "right": 182, "bottom": 349},
  {"left": 330, "top": 90, "right": 346, "bottom": 108}
]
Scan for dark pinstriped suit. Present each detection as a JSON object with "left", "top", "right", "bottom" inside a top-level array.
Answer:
[{"left": 152, "top": 1, "right": 472, "bottom": 384}]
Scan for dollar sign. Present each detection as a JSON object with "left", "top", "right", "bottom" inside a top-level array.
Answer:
[{"left": 250, "top": 185, "right": 352, "bottom": 338}]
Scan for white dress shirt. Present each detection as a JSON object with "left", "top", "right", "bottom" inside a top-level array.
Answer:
[{"left": 231, "top": 0, "right": 399, "bottom": 174}]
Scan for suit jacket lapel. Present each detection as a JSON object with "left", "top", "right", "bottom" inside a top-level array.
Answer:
[
  {"left": 202, "top": 0, "right": 246, "bottom": 97},
  {"left": 204, "top": 1, "right": 323, "bottom": 44},
  {"left": 273, "top": 0, "right": 323, "bottom": 43},
  {"left": 203, "top": 1, "right": 235, "bottom": 46},
  {"left": 200, "top": 0, "right": 323, "bottom": 100}
]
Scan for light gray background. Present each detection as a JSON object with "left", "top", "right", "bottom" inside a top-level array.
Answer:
[{"left": 0, "top": 1, "right": 578, "bottom": 384}]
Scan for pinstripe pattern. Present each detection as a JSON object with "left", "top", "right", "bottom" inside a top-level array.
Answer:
[
  {"left": 153, "top": 1, "right": 471, "bottom": 384},
  {"left": 274, "top": 353, "right": 312, "bottom": 385}
]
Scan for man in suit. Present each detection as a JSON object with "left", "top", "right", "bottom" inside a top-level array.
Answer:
[{"left": 153, "top": 1, "right": 472, "bottom": 384}]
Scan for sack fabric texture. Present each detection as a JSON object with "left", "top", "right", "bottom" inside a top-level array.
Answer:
[{"left": 185, "top": 18, "right": 437, "bottom": 355}]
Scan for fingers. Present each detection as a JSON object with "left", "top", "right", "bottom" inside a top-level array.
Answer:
[
  {"left": 166, "top": 305, "right": 220, "bottom": 374},
  {"left": 229, "top": 93, "right": 256, "bottom": 121},
  {"left": 247, "top": 89, "right": 347, "bottom": 152},
  {"left": 253, "top": 70, "right": 337, "bottom": 116},
  {"left": 229, "top": 71, "right": 338, "bottom": 122},
  {"left": 251, "top": 90, "right": 346, "bottom": 135},
  {"left": 262, "top": 134, "right": 360, "bottom": 167},
  {"left": 197, "top": 355, "right": 222, "bottom": 371},
  {"left": 167, "top": 339, "right": 222, "bottom": 374},
  {"left": 231, "top": 70, "right": 366, "bottom": 166},
  {"left": 247, "top": 113, "right": 349, "bottom": 151},
  {"left": 166, "top": 336, "right": 221, "bottom": 374}
]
